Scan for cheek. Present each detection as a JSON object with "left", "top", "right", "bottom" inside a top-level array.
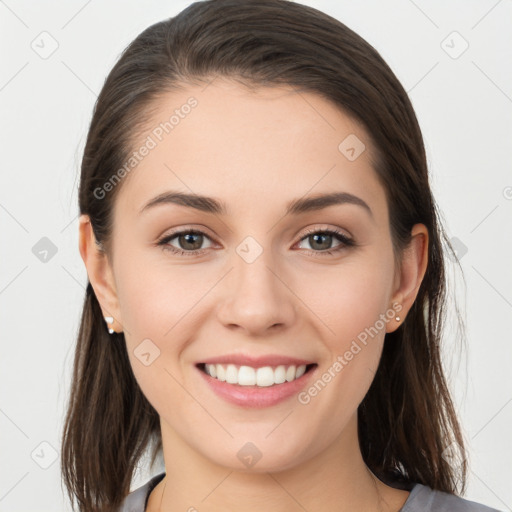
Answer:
[
  {"left": 310, "top": 255, "right": 395, "bottom": 403},
  {"left": 293, "top": 271, "right": 392, "bottom": 441},
  {"left": 114, "top": 249, "right": 216, "bottom": 401},
  {"left": 114, "top": 246, "right": 206, "bottom": 341},
  {"left": 298, "top": 254, "right": 395, "bottom": 345},
  {"left": 115, "top": 266, "right": 162, "bottom": 340},
  {"left": 114, "top": 258, "right": 197, "bottom": 414}
]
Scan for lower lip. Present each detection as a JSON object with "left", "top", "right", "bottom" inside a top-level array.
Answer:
[{"left": 197, "top": 365, "right": 317, "bottom": 408}]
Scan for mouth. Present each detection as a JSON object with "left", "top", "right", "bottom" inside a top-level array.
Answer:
[{"left": 196, "top": 362, "right": 318, "bottom": 387}]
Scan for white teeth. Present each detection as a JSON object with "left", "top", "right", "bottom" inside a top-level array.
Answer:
[
  {"left": 215, "top": 364, "right": 226, "bottom": 382},
  {"left": 286, "top": 365, "right": 296, "bottom": 382},
  {"left": 225, "top": 364, "right": 238, "bottom": 384},
  {"left": 274, "top": 365, "right": 286, "bottom": 384},
  {"left": 203, "top": 363, "right": 308, "bottom": 387},
  {"left": 256, "top": 366, "right": 274, "bottom": 387},
  {"left": 295, "top": 364, "right": 306, "bottom": 378},
  {"left": 238, "top": 365, "right": 256, "bottom": 386}
]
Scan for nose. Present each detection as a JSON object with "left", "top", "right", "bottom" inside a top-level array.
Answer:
[{"left": 216, "top": 247, "right": 297, "bottom": 336}]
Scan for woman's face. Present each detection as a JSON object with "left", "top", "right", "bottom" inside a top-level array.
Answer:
[{"left": 104, "top": 78, "right": 405, "bottom": 472}]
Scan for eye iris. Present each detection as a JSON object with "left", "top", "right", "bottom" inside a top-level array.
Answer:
[
  {"left": 179, "top": 232, "right": 203, "bottom": 250},
  {"left": 310, "top": 233, "right": 332, "bottom": 251}
]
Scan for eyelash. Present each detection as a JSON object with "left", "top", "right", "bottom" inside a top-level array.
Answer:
[{"left": 156, "top": 227, "right": 355, "bottom": 258}]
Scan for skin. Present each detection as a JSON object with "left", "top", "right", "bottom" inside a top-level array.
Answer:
[{"left": 79, "top": 77, "right": 428, "bottom": 512}]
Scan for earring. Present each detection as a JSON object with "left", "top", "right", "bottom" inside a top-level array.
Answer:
[
  {"left": 104, "top": 316, "right": 115, "bottom": 334},
  {"left": 392, "top": 302, "right": 402, "bottom": 323}
]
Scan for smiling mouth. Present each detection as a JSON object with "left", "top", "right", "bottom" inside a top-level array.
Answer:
[{"left": 197, "top": 362, "right": 317, "bottom": 387}]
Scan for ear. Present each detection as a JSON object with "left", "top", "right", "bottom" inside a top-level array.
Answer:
[
  {"left": 386, "top": 223, "right": 429, "bottom": 333},
  {"left": 78, "top": 214, "right": 123, "bottom": 333}
]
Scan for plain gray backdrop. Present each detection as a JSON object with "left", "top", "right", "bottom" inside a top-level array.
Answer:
[{"left": 1, "top": 1, "right": 511, "bottom": 510}]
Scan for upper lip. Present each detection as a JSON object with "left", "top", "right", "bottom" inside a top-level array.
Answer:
[{"left": 199, "top": 354, "right": 316, "bottom": 367}]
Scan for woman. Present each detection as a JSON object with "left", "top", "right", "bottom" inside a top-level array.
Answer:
[{"left": 61, "top": 1, "right": 502, "bottom": 511}]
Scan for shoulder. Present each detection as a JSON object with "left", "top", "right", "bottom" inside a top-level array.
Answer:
[
  {"left": 401, "top": 482, "right": 504, "bottom": 512},
  {"left": 118, "top": 476, "right": 504, "bottom": 512},
  {"left": 117, "top": 473, "right": 166, "bottom": 512}
]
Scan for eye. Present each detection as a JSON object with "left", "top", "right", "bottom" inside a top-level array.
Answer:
[
  {"left": 296, "top": 227, "right": 354, "bottom": 257},
  {"left": 156, "top": 229, "right": 214, "bottom": 256}
]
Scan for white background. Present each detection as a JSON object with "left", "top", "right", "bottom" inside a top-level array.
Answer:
[{"left": 0, "top": 0, "right": 511, "bottom": 510}]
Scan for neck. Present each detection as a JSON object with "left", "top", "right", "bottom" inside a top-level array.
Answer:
[{"left": 147, "top": 414, "right": 410, "bottom": 512}]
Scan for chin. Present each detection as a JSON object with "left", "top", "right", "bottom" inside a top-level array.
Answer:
[{"left": 196, "top": 435, "right": 313, "bottom": 474}]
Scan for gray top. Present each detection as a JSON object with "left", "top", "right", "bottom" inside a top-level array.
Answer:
[{"left": 118, "top": 472, "right": 503, "bottom": 512}]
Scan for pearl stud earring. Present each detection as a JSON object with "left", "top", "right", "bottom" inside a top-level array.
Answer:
[{"left": 104, "top": 316, "right": 114, "bottom": 334}]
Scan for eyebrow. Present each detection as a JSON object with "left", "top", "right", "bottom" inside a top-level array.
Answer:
[{"left": 139, "top": 190, "right": 373, "bottom": 218}]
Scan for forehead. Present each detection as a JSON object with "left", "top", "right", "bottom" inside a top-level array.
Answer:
[{"left": 114, "top": 77, "right": 386, "bottom": 222}]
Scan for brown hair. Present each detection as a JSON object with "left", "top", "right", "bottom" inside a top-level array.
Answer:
[{"left": 61, "top": 0, "right": 467, "bottom": 510}]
